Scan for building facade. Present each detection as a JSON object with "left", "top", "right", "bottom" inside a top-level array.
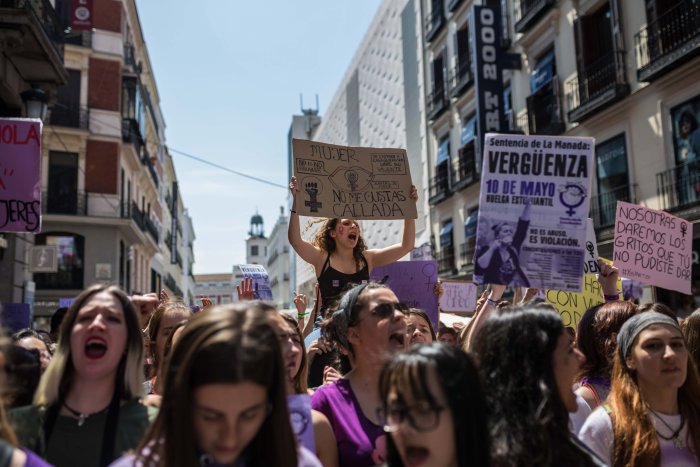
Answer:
[
  {"left": 422, "top": 0, "right": 700, "bottom": 311},
  {"left": 266, "top": 207, "right": 291, "bottom": 309},
  {"left": 0, "top": 0, "right": 68, "bottom": 310},
  {"left": 193, "top": 273, "right": 235, "bottom": 305},
  {"left": 292, "top": 0, "right": 432, "bottom": 297},
  {"left": 245, "top": 213, "right": 268, "bottom": 266},
  {"left": 33, "top": 0, "right": 194, "bottom": 323}
]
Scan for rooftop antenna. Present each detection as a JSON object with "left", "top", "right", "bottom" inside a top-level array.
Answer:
[
  {"left": 299, "top": 93, "right": 304, "bottom": 113},
  {"left": 315, "top": 94, "right": 319, "bottom": 113}
]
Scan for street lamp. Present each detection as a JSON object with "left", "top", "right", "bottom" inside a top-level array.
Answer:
[{"left": 20, "top": 86, "right": 49, "bottom": 121}]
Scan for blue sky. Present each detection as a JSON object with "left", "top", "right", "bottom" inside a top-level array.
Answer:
[{"left": 135, "top": 1, "right": 380, "bottom": 273}]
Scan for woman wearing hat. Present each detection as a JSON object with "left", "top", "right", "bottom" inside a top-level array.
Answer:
[{"left": 579, "top": 311, "right": 700, "bottom": 465}]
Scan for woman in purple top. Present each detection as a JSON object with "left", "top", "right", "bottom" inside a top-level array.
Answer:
[{"left": 312, "top": 282, "right": 408, "bottom": 467}]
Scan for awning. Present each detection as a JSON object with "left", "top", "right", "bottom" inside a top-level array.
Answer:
[
  {"left": 461, "top": 115, "right": 477, "bottom": 146},
  {"left": 436, "top": 137, "right": 450, "bottom": 164},
  {"left": 439, "top": 221, "right": 453, "bottom": 247},
  {"left": 464, "top": 210, "right": 478, "bottom": 238},
  {"left": 530, "top": 49, "right": 555, "bottom": 93}
]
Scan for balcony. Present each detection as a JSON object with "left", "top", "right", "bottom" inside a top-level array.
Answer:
[
  {"left": 123, "top": 43, "right": 141, "bottom": 73},
  {"left": 144, "top": 215, "right": 159, "bottom": 244},
  {"left": 566, "top": 51, "right": 630, "bottom": 124},
  {"left": 429, "top": 173, "right": 451, "bottom": 205},
  {"left": 514, "top": 0, "right": 556, "bottom": 34},
  {"left": 122, "top": 118, "right": 144, "bottom": 153},
  {"left": 64, "top": 30, "right": 91, "bottom": 48},
  {"left": 635, "top": 1, "right": 700, "bottom": 82},
  {"left": 437, "top": 245, "right": 456, "bottom": 275},
  {"left": 130, "top": 201, "right": 145, "bottom": 231},
  {"left": 41, "top": 191, "right": 86, "bottom": 215},
  {"left": 0, "top": 0, "right": 67, "bottom": 85},
  {"left": 451, "top": 144, "right": 478, "bottom": 192},
  {"left": 589, "top": 184, "right": 635, "bottom": 229},
  {"left": 425, "top": 4, "right": 446, "bottom": 43},
  {"left": 448, "top": 57, "right": 473, "bottom": 99},
  {"left": 427, "top": 86, "right": 448, "bottom": 121},
  {"left": 505, "top": 110, "right": 529, "bottom": 134},
  {"left": 48, "top": 106, "right": 88, "bottom": 129},
  {"left": 526, "top": 76, "right": 565, "bottom": 135},
  {"left": 141, "top": 151, "right": 159, "bottom": 188},
  {"left": 175, "top": 250, "right": 183, "bottom": 270},
  {"left": 459, "top": 238, "right": 476, "bottom": 267},
  {"left": 164, "top": 273, "right": 183, "bottom": 298},
  {"left": 656, "top": 161, "right": 700, "bottom": 217}
]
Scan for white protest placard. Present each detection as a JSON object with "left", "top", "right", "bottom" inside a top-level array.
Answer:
[
  {"left": 292, "top": 139, "right": 417, "bottom": 220},
  {"left": 583, "top": 218, "right": 600, "bottom": 274},
  {"left": 237, "top": 264, "right": 273, "bottom": 300},
  {"left": 439, "top": 281, "right": 477, "bottom": 313},
  {"left": 473, "top": 133, "right": 594, "bottom": 292},
  {"left": 613, "top": 201, "right": 692, "bottom": 294}
]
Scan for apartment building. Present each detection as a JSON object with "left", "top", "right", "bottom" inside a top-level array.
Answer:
[
  {"left": 266, "top": 207, "right": 291, "bottom": 309},
  {"left": 193, "top": 273, "right": 235, "bottom": 305},
  {"left": 423, "top": 0, "right": 700, "bottom": 309},
  {"left": 33, "top": 0, "right": 194, "bottom": 319},
  {"left": 0, "top": 0, "right": 68, "bottom": 307},
  {"left": 293, "top": 0, "right": 432, "bottom": 296}
]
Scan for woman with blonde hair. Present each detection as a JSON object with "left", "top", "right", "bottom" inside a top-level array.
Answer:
[
  {"left": 10, "top": 284, "right": 155, "bottom": 467},
  {"left": 579, "top": 312, "right": 700, "bottom": 465}
]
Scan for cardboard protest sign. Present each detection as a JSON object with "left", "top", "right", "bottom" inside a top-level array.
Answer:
[
  {"left": 370, "top": 260, "right": 439, "bottom": 329},
  {"left": 439, "top": 281, "right": 477, "bottom": 313},
  {"left": 288, "top": 394, "right": 314, "bottom": 453},
  {"left": 473, "top": 133, "right": 594, "bottom": 292},
  {"left": 613, "top": 201, "right": 692, "bottom": 294},
  {"left": 439, "top": 312, "right": 472, "bottom": 328},
  {"left": 546, "top": 258, "right": 622, "bottom": 328},
  {"left": 292, "top": 139, "right": 417, "bottom": 220},
  {"left": 0, "top": 118, "right": 42, "bottom": 232},
  {"left": 583, "top": 218, "right": 600, "bottom": 274},
  {"left": 237, "top": 264, "right": 273, "bottom": 300}
]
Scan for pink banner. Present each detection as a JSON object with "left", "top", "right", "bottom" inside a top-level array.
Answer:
[
  {"left": 613, "top": 201, "right": 692, "bottom": 294},
  {"left": 71, "top": 0, "right": 93, "bottom": 32},
  {"left": 0, "top": 118, "right": 42, "bottom": 233}
]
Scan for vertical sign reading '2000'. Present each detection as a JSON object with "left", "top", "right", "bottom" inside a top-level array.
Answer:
[{"left": 470, "top": 5, "right": 504, "bottom": 170}]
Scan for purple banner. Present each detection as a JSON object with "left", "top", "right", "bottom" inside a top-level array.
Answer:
[
  {"left": 287, "top": 394, "right": 314, "bottom": 453},
  {"left": 370, "top": 260, "right": 439, "bottom": 330},
  {"left": 0, "top": 118, "right": 42, "bottom": 232}
]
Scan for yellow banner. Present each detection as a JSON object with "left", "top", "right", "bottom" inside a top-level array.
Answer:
[{"left": 545, "top": 259, "right": 621, "bottom": 328}]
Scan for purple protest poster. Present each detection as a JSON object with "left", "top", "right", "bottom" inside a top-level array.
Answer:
[
  {"left": 287, "top": 394, "right": 315, "bottom": 453},
  {"left": 370, "top": 260, "right": 439, "bottom": 329},
  {"left": 0, "top": 118, "right": 42, "bottom": 232},
  {"left": 613, "top": 201, "right": 692, "bottom": 294}
]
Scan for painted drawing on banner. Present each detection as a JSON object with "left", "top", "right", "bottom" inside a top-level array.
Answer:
[
  {"left": 473, "top": 133, "right": 594, "bottom": 292},
  {"left": 292, "top": 139, "right": 417, "bottom": 220}
]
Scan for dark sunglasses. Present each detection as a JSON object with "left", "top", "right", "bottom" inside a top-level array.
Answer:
[{"left": 369, "top": 302, "right": 410, "bottom": 319}]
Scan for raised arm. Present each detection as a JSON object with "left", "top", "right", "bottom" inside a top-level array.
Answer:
[
  {"left": 365, "top": 185, "right": 417, "bottom": 270},
  {"left": 465, "top": 284, "right": 505, "bottom": 351},
  {"left": 288, "top": 177, "right": 325, "bottom": 271}
]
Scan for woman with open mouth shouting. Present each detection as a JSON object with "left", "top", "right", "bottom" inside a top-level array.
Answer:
[
  {"left": 288, "top": 176, "right": 418, "bottom": 335},
  {"left": 378, "top": 343, "right": 490, "bottom": 467},
  {"left": 312, "top": 282, "right": 409, "bottom": 467},
  {"left": 10, "top": 284, "right": 156, "bottom": 467}
]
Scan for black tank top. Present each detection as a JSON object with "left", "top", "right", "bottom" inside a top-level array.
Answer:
[{"left": 317, "top": 253, "right": 369, "bottom": 315}]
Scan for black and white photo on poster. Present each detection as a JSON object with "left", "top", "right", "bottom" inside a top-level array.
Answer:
[{"left": 473, "top": 133, "right": 594, "bottom": 292}]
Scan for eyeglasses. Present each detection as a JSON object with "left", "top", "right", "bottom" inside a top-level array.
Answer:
[
  {"left": 369, "top": 302, "right": 409, "bottom": 319},
  {"left": 377, "top": 404, "right": 444, "bottom": 433}
]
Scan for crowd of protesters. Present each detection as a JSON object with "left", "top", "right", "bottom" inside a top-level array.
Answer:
[{"left": 0, "top": 179, "right": 694, "bottom": 466}]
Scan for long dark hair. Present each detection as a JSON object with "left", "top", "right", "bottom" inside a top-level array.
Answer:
[
  {"left": 379, "top": 343, "right": 490, "bottom": 467},
  {"left": 138, "top": 303, "right": 297, "bottom": 467},
  {"left": 473, "top": 304, "right": 597, "bottom": 467},
  {"left": 576, "top": 301, "right": 638, "bottom": 380}
]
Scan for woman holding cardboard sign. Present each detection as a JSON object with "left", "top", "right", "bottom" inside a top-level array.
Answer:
[{"left": 288, "top": 176, "right": 418, "bottom": 325}]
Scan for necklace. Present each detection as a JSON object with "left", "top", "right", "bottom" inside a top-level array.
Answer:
[
  {"left": 62, "top": 401, "right": 110, "bottom": 427},
  {"left": 649, "top": 409, "right": 686, "bottom": 449}
]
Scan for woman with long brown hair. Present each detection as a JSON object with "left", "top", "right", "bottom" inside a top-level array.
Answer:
[
  {"left": 112, "top": 302, "right": 321, "bottom": 467},
  {"left": 579, "top": 312, "right": 700, "bottom": 465}
]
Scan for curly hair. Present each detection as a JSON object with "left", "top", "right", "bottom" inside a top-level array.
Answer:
[
  {"left": 473, "top": 305, "right": 598, "bottom": 467},
  {"left": 311, "top": 218, "right": 368, "bottom": 270}
]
